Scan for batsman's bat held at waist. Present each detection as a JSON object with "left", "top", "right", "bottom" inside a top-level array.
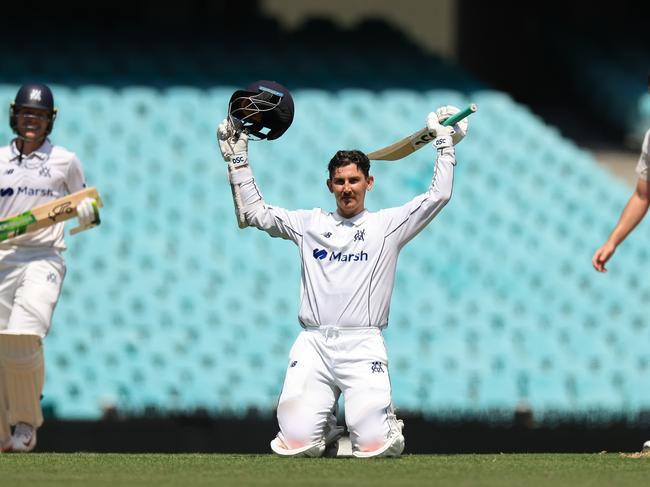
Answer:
[
  {"left": 0, "top": 186, "right": 103, "bottom": 242},
  {"left": 368, "top": 104, "right": 477, "bottom": 161}
]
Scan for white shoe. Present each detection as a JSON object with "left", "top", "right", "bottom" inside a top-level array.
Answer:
[{"left": 10, "top": 422, "right": 37, "bottom": 452}]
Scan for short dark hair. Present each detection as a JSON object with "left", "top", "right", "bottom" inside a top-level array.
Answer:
[{"left": 327, "top": 150, "right": 371, "bottom": 179}]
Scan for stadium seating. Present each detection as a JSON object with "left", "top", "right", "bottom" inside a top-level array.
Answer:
[
  {"left": 37, "top": 80, "right": 648, "bottom": 421},
  {"left": 1, "top": 23, "right": 648, "bottom": 424}
]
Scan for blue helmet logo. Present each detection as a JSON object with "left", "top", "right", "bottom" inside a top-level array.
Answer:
[{"left": 313, "top": 248, "right": 327, "bottom": 260}]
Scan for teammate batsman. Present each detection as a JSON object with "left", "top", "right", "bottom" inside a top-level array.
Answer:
[
  {"left": 0, "top": 83, "right": 100, "bottom": 452},
  {"left": 217, "top": 81, "right": 469, "bottom": 457}
]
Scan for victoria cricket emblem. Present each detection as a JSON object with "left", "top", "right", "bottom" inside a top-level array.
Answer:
[
  {"left": 371, "top": 361, "right": 384, "bottom": 373},
  {"left": 354, "top": 229, "right": 365, "bottom": 242}
]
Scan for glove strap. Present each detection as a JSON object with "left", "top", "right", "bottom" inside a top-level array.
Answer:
[
  {"left": 433, "top": 135, "right": 453, "bottom": 150},
  {"left": 230, "top": 151, "right": 248, "bottom": 170}
]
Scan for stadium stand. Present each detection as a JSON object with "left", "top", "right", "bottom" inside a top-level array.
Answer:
[{"left": 1, "top": 19, "right": 648, "bottom": 426}]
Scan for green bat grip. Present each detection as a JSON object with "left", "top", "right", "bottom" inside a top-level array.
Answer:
[
  {"left": 441, "top": 103, "right": 478, "bottom": 127},
  {"left": 0, "top": 211, "right": 36, "bottom": 241}
]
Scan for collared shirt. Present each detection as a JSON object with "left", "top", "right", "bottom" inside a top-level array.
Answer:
[
  {"left": 635, "top": 129, "right": 650, "bottom": 180},
  {"left": 246, "top": 151, "right": 455, "bottom": 329},
  {"left": 0, "top": 139, "right": 87, "bottom": 250}
]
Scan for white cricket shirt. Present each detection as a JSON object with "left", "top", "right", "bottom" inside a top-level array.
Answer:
[
  {"left": 0, "top": 139, "right": 87, "bottom": 250},
  {"left": 635, "top": 129, "right": 650, "bottom": 180},
  {"left": 244, "top": 151, "right": 455, "bottom": 329}
]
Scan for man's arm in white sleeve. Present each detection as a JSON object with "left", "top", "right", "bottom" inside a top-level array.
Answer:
[
  {"left": 217, "top": 119, "right": 305, "bottom": 241},
  {"left": 383, "top": 106, "right": 465, "bottom": 244}
]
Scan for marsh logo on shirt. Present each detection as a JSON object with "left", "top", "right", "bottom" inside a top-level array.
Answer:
[
  {"left": 1, "top": 186, "right": 56, "bottom": 197},
  {"left": 313, "top": 248, "right": 328, "bottom": 260},
  {"left": 312, "top": 248, "right": 368, "bottom": 263}
]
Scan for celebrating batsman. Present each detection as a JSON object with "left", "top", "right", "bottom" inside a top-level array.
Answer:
[
  {"left": 0, "top": 83, "right": 100, "bottom": 453},
  {"left": 217, "top": 81, "right": 469, "bottom": 458}
]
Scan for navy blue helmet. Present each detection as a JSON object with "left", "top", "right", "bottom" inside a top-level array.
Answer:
[
  {"left": 228, "top": 80, "right": 294, "bottom": 140},
  {"left": 10, "top": 83, "right": 57, "bottom": 136}
]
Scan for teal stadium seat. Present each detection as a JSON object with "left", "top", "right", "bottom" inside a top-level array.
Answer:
[{"left": 9, "top": 47, "right": 638, "bottom": 422}]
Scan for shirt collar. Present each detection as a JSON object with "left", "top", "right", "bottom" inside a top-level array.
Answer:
[
  {"left": 10, "top": 138, "right": 52, "bottom": 162},
  {"left": 331, "top": 209, "right": 369, "bottom": 227}
]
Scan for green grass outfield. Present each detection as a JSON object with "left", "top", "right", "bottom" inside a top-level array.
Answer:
[{"left": 2, "top": 453, "right": 650, "bottom": 487}]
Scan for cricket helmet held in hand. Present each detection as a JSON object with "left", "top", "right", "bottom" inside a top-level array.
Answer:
[
  {"left": 228, "top": 80, "right": 294, "bottom": 140},
  {"left": 10, "top": 83, "right": 57, "bottom": 136}
]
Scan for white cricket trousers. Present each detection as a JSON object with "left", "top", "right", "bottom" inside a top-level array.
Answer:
[
  {"left": 0, "top": 248, "right": 66, "bottom": 337},
  {"left": 276, "top": 326, "right": 400, "bottom": 452}
]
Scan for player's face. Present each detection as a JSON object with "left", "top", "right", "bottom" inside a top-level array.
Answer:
[
  {"left": 16, "top": 108, "right": 50, "bottom": 141},
  {"left": 327, "top": 163, "right": 374, "bottom": 218}
]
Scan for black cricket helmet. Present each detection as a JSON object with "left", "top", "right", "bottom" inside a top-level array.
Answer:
[
  {"left": 10, "top": 83, "right": 57, "bottom": 136},
  {"left": 228, "top": 80, "right": 294, "bottom": 140}
]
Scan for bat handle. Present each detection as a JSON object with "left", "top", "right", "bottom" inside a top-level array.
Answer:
[
  {"left": 69, "top": 201, "right": 101, "bottom": 236},
  {"left": 441, "top": 103, "right": 478, "bottom": 127}
]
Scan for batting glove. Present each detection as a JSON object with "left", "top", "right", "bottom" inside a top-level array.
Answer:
[
  {"left": 76, "top": 197, "right": 100, "bottom": 228},
  {"left": 426, "top": 112, "right": 455, "bottom": 150},
  {"left": 436, "top": 105, "right": 469, "bottom": 145},
  {"left": 217, "top": 119, "right": 249, "bottom": 170}
]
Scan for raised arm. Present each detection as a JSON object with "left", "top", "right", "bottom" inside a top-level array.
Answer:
[
  {"left": 216, "top": 119, "right": 305, "bottom": 241},
  {"left": 384, "top": 105, "right": 468, "bottom": 245},
  {"left": 592, "top": 178, "right": 650, "bottom": 272}
]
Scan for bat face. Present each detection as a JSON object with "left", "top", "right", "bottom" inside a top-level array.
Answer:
[
  {"left": 367, "top": 127, "right": 435, "bottom": 161},
  {"left": 367, "top": 103, "right": 477, "bottom": 161},
  {"left": 47, "top": 201, "right": 75, "bottom": 222},
  {"left": 0, "top": 187, "right": 102, "bottom": 242}
]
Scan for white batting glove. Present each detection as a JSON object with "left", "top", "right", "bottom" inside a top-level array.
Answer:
[
  {"left": 436, "top": 105, "right": 468, "bottom": 145},
  {"left": 217, "top": 119, "right": 249, "bottom": 170},
  {"left": 76, "top": 197, "right": 99, "bottom": 228},
  {"left": 426, "top": 112, "right": 455, "bottom": 150}
]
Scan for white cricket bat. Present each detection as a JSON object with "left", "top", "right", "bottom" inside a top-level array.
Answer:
[
  {"left": 368, "top": 104, "right": 477, "bottom": 161},
  {"left": 0, "top": 187, "right": 103, "bottom": 242}
]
